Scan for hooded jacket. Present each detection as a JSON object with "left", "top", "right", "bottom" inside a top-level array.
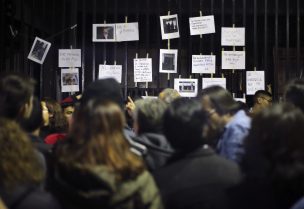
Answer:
[{"left": 52, "top": 163, "right": 163, "bottom": 209}]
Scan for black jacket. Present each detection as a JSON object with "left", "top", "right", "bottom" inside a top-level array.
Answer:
[{"left": 153, "top": 146, "right": 241, "bottom": 209}]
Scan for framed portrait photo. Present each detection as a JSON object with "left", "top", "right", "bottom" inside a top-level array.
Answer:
[
  {"left": 160, "top": 14, "right": 180, "bottom": 40},
  {"left": 159, "top": 49, "right": 178, "bottom": 73},
  {"left": 93, "top": 24, "right": 116, "bottom": 42},
  {"left": 27, "top": 37, "right": 51, "bottom": 64}
]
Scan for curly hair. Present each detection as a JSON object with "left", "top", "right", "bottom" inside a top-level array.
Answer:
[
  {"left": 0, "top": 119, "right": 44, "bottom": 189},
  {"left": 242, "top": 103, "right": 304, "bottom": 207},
  {"left": 56, "top": 100, "right": 145, "bottom": 181}
]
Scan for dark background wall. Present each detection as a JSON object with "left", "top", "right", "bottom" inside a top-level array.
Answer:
[{"left": 0, "top": 0, "right": 303, "bottom": 103}]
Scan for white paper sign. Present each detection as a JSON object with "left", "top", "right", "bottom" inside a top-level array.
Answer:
[
  {"left": 222, "top": 51, "right": 246, "bottom": 70},
  {"left": 202, "top": 78, "right": 226, "bottom": 89},
  {"left": 61, "top": 68, "right": 80, "bottom": 92},
  {"left": 116, "top": 22, "right": 139, "bottom": 42},
  {"left": 27, "top": 37, "right": 51, "bottom": 64},
  {"left": 234, "top": 96, "right": 246, "bottom": 103},
  {"left": 134, "top": 58, "right": 152, "bottom": 82},
  {"left": 160, "top": 14, "right": 180, "bottom": 40},
  {"left": 246, "top": 71, "right": 265, "bottom": 95},
  {"left": 221, "top": 27, "right": 245, "bottom": 46},
  {"left": 192, "top": 55, "right": 216, "bottom": 74},
  {"left": 142, "top": 96, "right": 158, "bottom": 99},
  {"left": 189, "top": 15, "right": 215, "bottom": 35},
  {"left": 174, "top": 79, "right": 198, "bottom": 97},
  {"left": 98, "top": 65, "right": 122, "bottom": 83},
  {"left": 58, "top": 49, "right": 81, "bottom": 68},
  {"left": 159, "top": 49, "right": 178, "bottom": 73}
]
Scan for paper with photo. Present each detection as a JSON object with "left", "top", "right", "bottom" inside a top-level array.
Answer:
[
  {"left": 58, "top": 49, "right": 81, "bottom": 68},
  {"left": 134, "top": 58, "right": 152, "bottom": 82},
  {"left": 98, "top": 65, "right": 122, "bottom": 83},
  {"left": 174, "top": 78, "right": 198, "bottom": 97},
  {"left": 246, "top": 71, "right": 265, "bottom": 95},
  {"left": 221, "top": 27, "right": 245, "bottom": 46},
  {"left": 116, "top": 22, "right": 139, "bottom": 42},
  {"left": 222, "top": 51, "right": 245, "bottom": 70},
  {"left": 192, "top": 55, "right": 216, "bottom": 74},
  {"left": 159, "top": 49, "right": 178, "bottom": 73},
  {"left": 189, "top": 15, "right": 215, "bottom": 35},
  {"left": 61, "top": 68, "right": 80, "bottom": 92},
  {"left": 160, "top": 14, "right": 180, "bottom": 40},
  {"left": 27, "top": 37, "right": 51, "bottom": 64},
  {"left": 202, "top": 78, "right": 226, "bottom": 89}
]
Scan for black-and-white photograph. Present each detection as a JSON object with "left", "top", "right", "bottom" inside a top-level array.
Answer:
[
  {"left": 93, "top": 24, "right": 116, "bottom": 42},
  {"left": 160, "top": 14, "right": 180, "bottom": 40},
  {"left": 27, "top": 37, "right": 51, "bottom": 64},
  {"left": 174, "top": 78, "right": 198, "bottom": 97},
  {"left": 61, "top": 68, "right": 80, "bottom": 92},
  {"left": 159, "top": 49, "right": 178, "bottom": 73}
]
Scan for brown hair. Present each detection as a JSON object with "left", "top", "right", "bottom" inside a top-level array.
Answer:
[
  {"left": 0, "top": 119, "right": 44, "bottom": 189},
  {"left": 57, "top": 100, "right": 145, "bottom": 181}
]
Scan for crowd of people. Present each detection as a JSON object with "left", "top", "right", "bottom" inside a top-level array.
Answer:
[{"left": 1, "top": 72, "right": 304, "bottom": 209}]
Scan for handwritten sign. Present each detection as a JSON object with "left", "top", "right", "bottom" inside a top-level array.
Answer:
[
  {"left": 98, "top": 65, "right": 122, "bottom": 83},
  {"left": 134, "top": 58, "right": 152, "bottom": 82},
  {"left": 222, "top": 51, "right": 246, "bottom": 70},
  {"left": 61, "top": 68, "right": 80, "bottom": 92},
  {"left": 246, "top": 71, "right": 265, "bottom": 95},
  {"left": 174, "top": 78, "right": 198, "bottom": 97},
  {"left": 192, "top": 55, "right": 216, "bottom": 74},
  {"left": 221, "top": 27, "right": 245, "bottom": 46},
  {"left": 189, "top": 15, "right": 215, "bottom": 35},
  {"left": 58, "top": 49, "right": 81, "bottom": 68},
  {"left": 116, "top": 22, "right": 139, "bottom": 42},
  {"left": 202, "top": 78, "right": 226, "bottom": 89}
]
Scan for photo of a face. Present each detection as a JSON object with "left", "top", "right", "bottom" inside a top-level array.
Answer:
[
  {"left": 97, "top": 26, "right": 114, "bottom": 40},
  {"left": 62, "top": 73, "right": 79, "bottom": 86}
]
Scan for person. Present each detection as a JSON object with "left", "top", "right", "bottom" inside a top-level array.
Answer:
[
  {"left": 132, "top": 98, "right": 174, "bottom": 171},
  {"left": 284, "top": 78, "right": 304, "bottom": 113},
  {"left": 42, "top": 98, "right": 68, "bottom": 145},
  {"left": 153, "top": 98, "right": 241, "bottom": 209},
  {"left": 250, "top": 90, "right": 272, "bottom": 116},
  {"left": 0, "top": 73, "right": 35, "bottom": 122},
  {"left": 158, "top": 88, "right": 180, "bottom": 104},
  {"left": 0, "top": 198, "right": 7, "bottom": 209},
  {"left": 51, "top": 100, "right": 163, "bottom": 209},
  {"left": 0, "top": 118, "right": 61, "bottom": 209},
  {"left": 200, "top": 86, "right": 251, "bottom": 163},
  {"left": 60, "top": 94, "right": 81, "bottom": 129},
  {"left": 230, "top": 104, "right": 304, "bottom": 209},
  {"left": 97, "top": 27, "right": 114, "bottom": 40}
]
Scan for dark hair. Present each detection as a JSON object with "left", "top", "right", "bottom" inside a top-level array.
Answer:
[
  {"left": 135, "top": 98, "right": 168, "bottom": 134},
  {"left": 0, "top": 73, "right": 35, "bottom": 120},
  {"left": 200, "top": 86, "right": 240, "bottom": 115},
  {"left": 20, "top": 97, "right": 43, "bottom": 133},
  {"left": 81, "top": 78, "right": 124, "bottom": 109},
  {"left": 242, "top": 104, "right": 304, "bottom": 207},
  {"left": 284, "top": 78, "right": 304, "bottom": 113},
  {"left": 42, "top": 98, "right": 68, "bottom": 133},
  {"left": 253, "top": 90, "right": 272, "bottom": 104},
  {"left": 0, "top": 118, "right": 44, "bottom": 189},
  {"left": 56, "top": 100, "right": 145, "bottom": 181},
  {"left": 163, "top": 98, "right": 208, "bottom": 151}
]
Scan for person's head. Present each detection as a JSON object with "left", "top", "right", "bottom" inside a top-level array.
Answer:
[
  {"left": 159, "top": 88, "right": 181, "bottom": 104},
  {"left": 133, "top": 98, "right": 168, "bottom": 135},
  {"left": 61, "top": 95, "right": 80, "bottom": 127},
  {"left": 57, "top": 100, "right": 144, "bottom": 180},
  {"left": 42, "top": 98, "right": 68, "bottom": 133},
  {"left": 0, "top": 73, "right": 35, "bottom": 121},
  {"left": 242, "top": 104, "right": 304, "bottom": 205},
  {"left": 284, "top": 78, "right": 304, "bottom": 113},
  {"left": 253, "top": 90, "right": 272, "bottom": 108},
  {"left": 81, "top": 78, "right": 124, "bottom": 109},
  {"left": 20, "top": 97, "right": 43, "bottom": 134},
  {"left": 163, "top": 98, "right": 208, "bottom": 152},
  {"left": 0, "top": 118, "right": 44, "bottom": 189}
]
